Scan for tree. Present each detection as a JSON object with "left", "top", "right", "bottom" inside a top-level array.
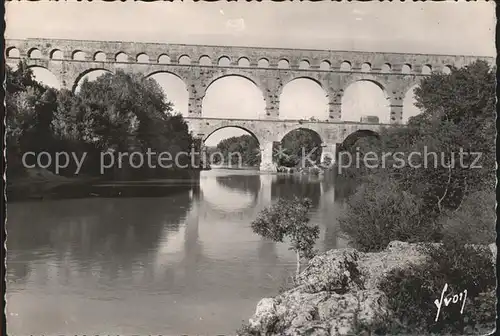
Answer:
[
  {"left": 52, "top": 70, "right": 193, "bottom": 176},
  {"left": 278, "top": 129, "right": 322, "bottom": 168},
  {"left": 251, "top": 197, "right": 319, "bottom": 276},
  {"left": 338, "top": 175, "right": 441, "bottom": 252},
  {"left": 67, "top": 69, "right": 171, "bottom": 152},
  {"left": 5, "top": 61, "right": 58, "bottom": 175}
]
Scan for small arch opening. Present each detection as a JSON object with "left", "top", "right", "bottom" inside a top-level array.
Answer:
[
  {"left": 158, "top": 54, "right": 170, "bottom": 64},
  {"left": 340, "top": 61, "right": 351, "bottom": 71},
  {"left": 7, "top": 47, "right": 20, "bottom": 58},
  {"left": 278, "top": 59, "right": 290, "bottom": 69},
  {"left": 299, "top": 60, "right": 310, "bottom": 69},
  {"left": 72, "top": 50, "right": 86, "bottom": 61},
  {"left": 218, "top": 56, "right": 231, "bottom": 66},
  {"left": 199, "top": 55, "right": 211, "bottom": 66},
  {"left": 319, "top": 60, "right": 331, "bottom": 70},
  {"left": 422, "top": 64, "right": 432, "bottom": 75},
  {"left": 50, "top": 49, "right": 63, "bottom": 60},
  {"left": 28, "top": 48, "right": 42, "bottom": 59},
  {"left": 178, "top": 55, "right": 191, "bottom": 65},
  {"left": 115, "top": 52, "right": 129, "bottom": 62},
  {"left": 381, "top": 63, "right": 391, "bottom": 73},
  {"left": 401, "top": 64, "right": 412, "bottom": 74},
  {"left": 238, "top": 57, "right": 250, "bottom": 67},
  {"left": 94, "top": 51, "right": 106, "bottom": 62},
  {"left": 257, "top": 58, "right": 269, "bottom": 68},
  {"left": 443, "top": 65, "right": 452, "bottom": 75},
  {"left": 137, "top": 53, "right": 150, "bottom": 63},
  {"left": 361, "top": 63, "right": 371, "bottom": 72}
]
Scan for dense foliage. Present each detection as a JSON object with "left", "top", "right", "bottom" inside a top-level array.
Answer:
[
  {"left": 339, "top": 176, "right": 440, "bottom": 252},
  {"left": 378, "top": 242, "right": 496, "bottom": 334},
  {"left": 339, "top": 60, "right": 496, "bottom": 250},
  {"left": 6, "top": 61, "right": 193, "bottom": 178},
  {"left": 276, "top": 129, "right": 323, "bottom": 167},
  {"left": 6, "top": 62, "right": 59, "bottom": 176},
  {"left": 212, "top": 134, "right": 260, "bottom": 166},
  {"left": 337, "top": 60, "right": 496, "bottom": 335}
]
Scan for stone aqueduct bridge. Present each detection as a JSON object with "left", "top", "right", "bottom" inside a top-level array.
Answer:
[{"left": 5, "top": 38, "right": 491, "bottom": 170}]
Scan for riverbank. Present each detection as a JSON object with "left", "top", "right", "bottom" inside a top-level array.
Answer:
[
  {"left": 6, "top": 168, "right": 101, "bottom": 201},
  {"left": 6, "top": 168, "right": 199, "bottom": 202},
  {"left": 240, "top": 241, "right": 496, "bottom": 336}
]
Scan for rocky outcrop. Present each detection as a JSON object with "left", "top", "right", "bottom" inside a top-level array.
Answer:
[{"left": 241, "top": 241, "right": 448, "bottom": 336}]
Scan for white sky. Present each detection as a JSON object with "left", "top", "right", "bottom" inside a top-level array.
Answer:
[{"left": 6, "top": 1, "right": 496, "bottom": 145}]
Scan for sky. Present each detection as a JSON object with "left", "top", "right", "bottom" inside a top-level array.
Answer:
[{"left": 6, "top": 1, "right": 496, "bottom": 145}]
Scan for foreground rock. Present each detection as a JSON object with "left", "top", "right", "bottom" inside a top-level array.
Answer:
[{"left": 241, "top": 241, "right": 496, "bottom": 336}]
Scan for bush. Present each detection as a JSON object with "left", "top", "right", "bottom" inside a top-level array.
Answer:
[
  {"left": 378, "top": 242, "right": 496, "bottom": 334},
  {"left": 251, "top": 197, "right": 319, "bottom": 277},
  {"left": 236, "top": 323, "right": 259, "bottom": 336},
  {"left": 338, "top": 177, "right": 441, "bottom": 252},
  {"left": 440, "top": 190, "right": 496, "bottom": 245}
]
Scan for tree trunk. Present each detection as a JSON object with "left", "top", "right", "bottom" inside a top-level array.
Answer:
[{"left": 295, "top": 251, "right": 301, "bottom": 277}]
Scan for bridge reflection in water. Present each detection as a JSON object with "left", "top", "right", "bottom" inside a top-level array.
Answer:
[{"left": 6, "top": 169, "right": 348, "bottom": 335}]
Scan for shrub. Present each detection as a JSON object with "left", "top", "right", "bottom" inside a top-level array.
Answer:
[
  {"left": 440, "top": 190, "right": 496, "bottom": 245},
  {"left": 251, "top": 196, "right": 319, "bottom": 277},
  {"left": 338, "top": 176, "right": 441, "bottom": 252},
  {"left": 236, "top": 323, "right": 259, "bottom": 336},
  {"left": 378, "top": 242, "right": 496, "bottom": 334}
]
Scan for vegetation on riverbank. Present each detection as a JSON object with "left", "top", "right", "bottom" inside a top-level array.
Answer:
[
  {"left": 239, "top": 60, "right": 496, "bottom": 335},
  {"left": 338, "top": 60, "right": 495, "bottom": 252},
  {"left": 238, "top": 241, "right": 496, "bottom": 336},
  {"left": 6, "top": 61, "right": 194, "bottom": 184}
]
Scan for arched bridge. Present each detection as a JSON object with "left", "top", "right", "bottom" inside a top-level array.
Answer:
[{"left": 5, "top": 38, "right": 492, "bottom": 170}]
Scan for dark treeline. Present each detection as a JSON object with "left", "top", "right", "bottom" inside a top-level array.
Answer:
[
  {"left": 6, "top": 61, "right": 194, "bottom": 180},
  {"left": 210, "top": 134, "right": 261, "bottom": 166},
  {"left": 277, "top": 128, "right": 323, "bottom": 168}
]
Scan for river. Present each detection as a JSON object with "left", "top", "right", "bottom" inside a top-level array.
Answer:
[{"left": 6, "top": 169, "right": 352, "bottom": 335}]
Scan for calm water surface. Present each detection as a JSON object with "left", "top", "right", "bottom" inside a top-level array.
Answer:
[{"left": 6, "top": 169, "right": 350, "bottom": 335}]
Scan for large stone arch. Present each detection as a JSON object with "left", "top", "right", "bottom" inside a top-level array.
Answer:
[
  {"left": 339, "top": 129, "right": 380, "bottom": 152},
  {"left": 202, "top": 124, "right": 261, "bottom": 145},
  {"left": 277, "top": 127, "right": 324, "bottom": 167},
  {"left": 402, "top": 84, "right": 423, "bottom": 124},
  {"left": 201, "top": 74, "right": 266, "bottom": 119},
  {"left": 277, "top": 126, "right": 324, "bottom": 145},
  {"left": 278, "top": 76, "right": 329, "bottom": 121},
  {"left": 278, "top": 75, "right": 326, "bottom": 97},
  {"left": 72, "top": 68, "right": 113, "bottom": 93},
  {"left": 341, "top": 78, "right": 391, "bottom": 124},
  {"left": 146, "top": 69, "right": 186, "bottom": 84},
  {"left": 202, "top": 71, "right": 267, "bottom": 99},
  {"left": 341, "top": 76, "right": 389, "bottom": 95},
  {"left": 28, "top": 65, "right": 61, "bottom": 89},
  {"left": 146, "top": 71, "right": 189, "bottom": 115},
  {"left": 203, "top": 124, "right": 263, "bottom": 170}
]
